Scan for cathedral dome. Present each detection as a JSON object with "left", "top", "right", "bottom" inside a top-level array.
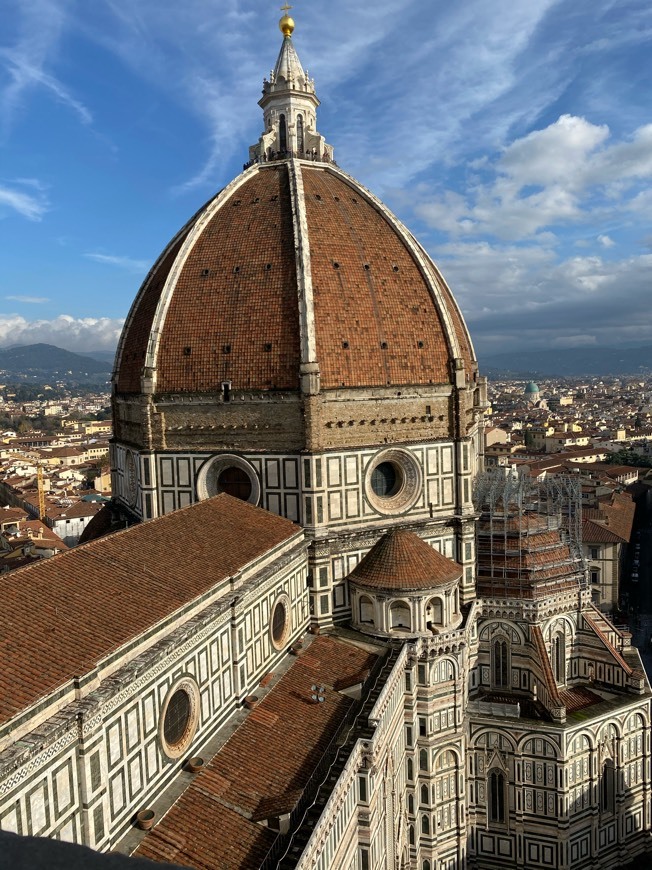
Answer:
[
  {"left": 114, "top": 162, "right": 475, "bottom": 396},
  {"left": 113, "top": 20, "right": 476, "bottom": 400},
  {"left": 110, "top": 16, "right": 486, "bottom": 541}
]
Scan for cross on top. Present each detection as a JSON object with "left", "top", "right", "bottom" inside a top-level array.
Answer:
[{"left": 280, "top": 3, "right": 293, "bottom": 14}]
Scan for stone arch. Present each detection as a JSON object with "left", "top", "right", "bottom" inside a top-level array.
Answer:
[
  {"left": 432, "top": 656, "right": 458, "bottom": 683},
  {"left": 519, "top": 735, "right": 560, "bottom": 758},
  {"left": 545, "top": 614, "right": 576, "bottom": 643},
  {"left": 426, "top": 595, "right": 444, "bottom": 628},
  {"left": 567, "top": 730, "right": 595, "bottom": 754},
  {"left": 599, "top": 721, "right": 622, "bottom": 743},
  {"left": 389, "top": 600, "right": 411, "bottom": 632},
  {"left": 359, "top": 594, "right": 374, "bottom": 625},
  {"left": 625, "top": 711, "right": 647, "bottom": 733},
  {"left": 433, "top": 746, "right": 462, "bottom": 769},
  {"left": 472, "top": 729, "right": 517, "bottom": 754},
  {"left": 479, "top": 619, "right": 526, "bottom": 645}
]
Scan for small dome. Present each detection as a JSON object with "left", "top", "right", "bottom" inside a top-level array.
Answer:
[
  {"left": 348, "top": 529, "right": 462, "bottom": 592},
  {"left": 524, "top": 381, "right": 540, "bottom": 394}
]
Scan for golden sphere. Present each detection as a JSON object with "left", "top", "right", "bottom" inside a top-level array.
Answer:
[{"left": 279, "top": 14, "right": 295, "bottom": 37}]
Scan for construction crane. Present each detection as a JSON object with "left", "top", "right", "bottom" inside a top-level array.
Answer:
[{"left": 37, "top": 466, "right": 46, "bottom": 521}]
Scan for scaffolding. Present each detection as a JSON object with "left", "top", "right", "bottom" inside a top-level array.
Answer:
[{"left": 474, "top": 468, "right": 586, "bottom": 598}]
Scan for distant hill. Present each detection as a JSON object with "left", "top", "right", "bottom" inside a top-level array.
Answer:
[
  {"left": 481, "top": 345, "right": 652, "bottom": 378},
  {"left": 0, "top": 344, "right": 111, "bottom": 383},
  {"left": 80, "top": 350, "right": 117, "bottom": 365}
]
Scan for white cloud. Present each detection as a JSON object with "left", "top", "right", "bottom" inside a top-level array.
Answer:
[
  {"left": 0, "top": 315, "right": 124, "bottom": 352},
  {"left": 0, "top": 180, "right": 49, "bottom": 220},
  {"left": 0, "top": 0, "right": 92, "bottom": 137},
  {"left": 497, "top": 115, "right": 609, "bottom": 189},
  {"left": 84, "top": 253, "right": 149, "bottom": 272},
  {"left": 5, "top": 295, "right": 50, "bottom": 304},
  {"left": 435, "top": 238, "right": 652, "bottom": 354},
  {"left": 415, "top": 117, "right": 652, "bottom": 241}
]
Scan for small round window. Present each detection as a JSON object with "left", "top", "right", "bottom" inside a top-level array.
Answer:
[
  {"left": 365, "top": 449, "right": 421, "bottom": 516},
  {"left": 270, "top": 594, "right": 291, "bottom": 650},
  {"left": 159, "top": 677, "right": 200, "bottom": 759}
]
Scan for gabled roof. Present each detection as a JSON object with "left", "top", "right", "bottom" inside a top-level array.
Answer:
[
  {"left": 348, "top": 529, "right": 462, "bottom": 591},
  {"left": 583, "top": 491, "right": 635, "bottom": 544},
  {"left": 0, "top": 494, "right": 302, "bottom": 728}
]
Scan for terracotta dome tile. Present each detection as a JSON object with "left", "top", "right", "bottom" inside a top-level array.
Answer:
[
  {"left": 114, "top": 163, "right": 476, "bottom": 397},
  {"left": 349, "top": 528, "right": 462, "bottom": 591}
]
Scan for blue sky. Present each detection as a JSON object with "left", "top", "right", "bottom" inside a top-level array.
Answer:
[{"left": 1, "top": 0, "right": 651, "bottom": 360}]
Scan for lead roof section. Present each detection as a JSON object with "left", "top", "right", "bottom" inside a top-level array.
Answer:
[{"left": 0, "top": 494, "right": 301, "bottom": 728}]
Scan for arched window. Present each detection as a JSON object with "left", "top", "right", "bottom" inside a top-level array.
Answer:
[
  {"left": 407, "top": 758, "right": 413, "bottom": 781},
  {"left": 553, "top": 633, "right": 565, "bottom": 684},
  {"left": 359, "top": 596, "right": 374, "bottom": 625},
  {"left": 409, "top": 824, "right": 414, "bottom": 846},
  {"left": 492, "top": 638, "right": 509, "bottom": 688},
  {"left": 279, "top": 114, "right": 287, "bottom": 153},
  {"left": 421, "top": 814, "right": 430, "bottom": 835},
  {"left": 408, "top": 793, "right": 414, "bottom": 815},
  {"left": 420, "top": 784, "right": 429, "bottom": 805},
  {"left": 419, "top": 749, "right": 428, "bottom": 771},
  {"left": 489, "top": 769, "right": 505, "bottom": 823},
  {"left": 601, "top": 760, "right": 615, "bottom": 814},
  {"left": 423, "top": 862, "right": 431, "bottom": 870},
  {"left": 297, "top": 114, "right": 305, "bottom": 153},
  {"left": 390, "top": 602, "right": 411, "bottom": 631},
  {"left": 427, "top": 597, "right": 443, "bottom": 629}
]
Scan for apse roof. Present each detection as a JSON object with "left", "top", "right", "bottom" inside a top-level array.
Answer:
[{"left": 348, "top": 528, "right": 463, "bottom": 591}]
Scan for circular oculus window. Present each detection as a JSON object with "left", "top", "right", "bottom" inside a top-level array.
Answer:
[
  {"left": 365, "top": 448, "right": 421, "bottom": 515},
  {"left": 196, "top": 454, "right": 260, "bottom": 505},
  {"left": 270, "top": 594, "right": 291, "bottom": 650},
  {"left": 158, "top": 676, "right": 200, "bottom": 760}
]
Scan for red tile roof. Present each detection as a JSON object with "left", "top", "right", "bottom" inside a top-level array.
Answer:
[
  {"left": 348, "top": 529, "right": 462, "bottom": 590},
  {"left": 582, "top": 492, "right": 635, "bottom": 545},
  {"left": 135, "top": 635, "right": 378, "bottom": 869},
  {"left": 302, "top": 168, "right": 474, "bottom": 387},
  {"left": 115, "top": 162, "right": 476, "bottom": 397},
  {"left": 0, "top": 494, "right": 301, "bottom": 727}
]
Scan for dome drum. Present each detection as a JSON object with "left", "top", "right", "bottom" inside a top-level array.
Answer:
[{"left": 351, "top": 583, "right": 463, "bottom": 639}]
